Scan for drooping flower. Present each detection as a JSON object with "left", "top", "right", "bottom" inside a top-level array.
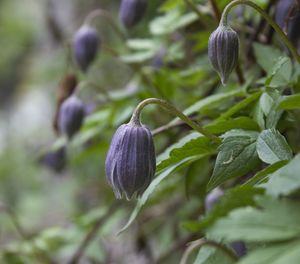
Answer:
[
  {"left": 58, "top": 95, "right": 85, "bottom": 139},
  {"left": 119, "top": 0, "right": 147, "bottom": 29},
  {"left": 208, "top": 25, "right": 239, "bottom": 85},
  {"left": 105, "top": 120, "right": 156, "bottom": 200},
  {"left": 73, "top": 25, "right": 100, "bottom": 71}
]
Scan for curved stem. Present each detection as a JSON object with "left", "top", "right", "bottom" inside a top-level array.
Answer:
[
  {"left": 220, "top": 0, "right": 300, "bottom": 63},
  {"left": 180, "top": 239, "right": 238, "bottom": 264},
  {"left": 130, "top": 98, "right": 221, "bottom": 143},
  {"left": 84, "top": 9, "right": 127, "bottom": 41}
]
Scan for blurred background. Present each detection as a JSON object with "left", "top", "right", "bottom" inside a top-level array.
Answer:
[{"left": 0, "top": 0, "right": 299, "bottom": 263}]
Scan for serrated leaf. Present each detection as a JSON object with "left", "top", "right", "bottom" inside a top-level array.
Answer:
[
  {"left": 209, "top": 196, "right": 300, "bottom": 242},
  {"left": 279, "top": 94, "right": 300, "bottom": 110},
  {"left": 239, "top": 240, "right": 300, "bottom": 264},
  {"left": 208, "top": 131, "right": 260, "bottom": 190},
  {"left": 157, "top": 133, "right": 218, "bottom": 173},
  {"left": 256, "top": 129, "right": 293, "bottom": 164},
  {"left": 265, "top": 56, "right": 292, "bottom": 87},
  {"left": 262, "top": 154, "right": 300, "bottom": 197},
  {"left": 183, "top": 185, "right": 263, "bottom": 232}
]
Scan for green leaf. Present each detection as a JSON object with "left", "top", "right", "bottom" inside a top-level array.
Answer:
[
  {"left": 217, "top": 91, "right": 262, "bottom": 120},
  {"left": 194, "top": 246, "right": 235, "bottom": 264},
  {"left": 159, "top": 0, "right": 184, "bottom": 12},
  {"left": 259, "top": 91, "right": 283, "bottom": 129},
  {"left": 120, "top": 50, "right": 156, "bottom": 63},
  {"left": 253, "top": 43, "right": 282, "bottom": 73},
  {"left": 244, "top": 160, "right": 288, "bottom": 186},
  {"left": 263, "top": 154, "right": 300, "bottom": 197},
  {"left": 239, "top": 240, "right": 300, "bottom": 264},
  {"left": 208, "top": 196, "right": 300, "bottom": 242},
  {"left": 279, "top": 94, "right": 300, "bottom": 110},
  {"left": 265, "top": 56, "right": 292, "bottom": 87},
  {"left": 183, "top": 185, "right": 263, "bottom": 232},
  {"left": 256, "top": 129, "right": 293, "bottom": 164},
  {"left": 118, "top": 157, "right": 199, "bottom": 234},
  {"left": 205, "top": 117, "right": 259, "bottom": 134},
  {"left": 157, "top": 133, "right": 218, "bottom": 173},
  {"left": 208, "top": 130, "right": 260, "bottom": 190},
  {"left": 169, "top": 89, "right": 244, "bottom": 125},
  {"left": 150, "top": 9, "right": 197, "bottom": 35},
  {"left": 126, "top": 39, "right": 157, "bottom": 50}
]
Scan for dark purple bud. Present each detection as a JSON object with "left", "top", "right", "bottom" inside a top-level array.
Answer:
[
  {"left": 230, "top": 241, "right": 247, "bottom": 258},
  {"left": 58, "top": 96, "right": 85, "bottom": 139},
  {"left": 208, "top": 26, "right": 239, "bottom": 85},
  {"left": 39, "top": 147, "right": 67, "bottom": 173},
  {"left": 275, "top": 0, "right": 300, "bottom": 46},
  {"left": 105, "top": 121, "right": 156, "bottom": 200},
  {"left": 73, "top": 25, "right": 100, "bottom": 72},
  {"left": 205, "top": 187, "right": 224, "bottom": 212},
  {"left": 119, "top": 0, "right": 147, "bottom": 29}
]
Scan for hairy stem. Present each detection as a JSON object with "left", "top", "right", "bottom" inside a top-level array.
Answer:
[
  {"left": 220, "top": 0, "right": 300, "bottom": 63},
  {"left": 130, "top": 98, "right": 221, "bottom": 143}
]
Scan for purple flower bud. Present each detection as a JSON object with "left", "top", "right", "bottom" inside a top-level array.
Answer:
[
  {"left": 230, "top": 241, "right": 247, "bottom": 258},
  {"left": 275, "top": 0, "right": 300, "bottom": 46},
  {"left": 204, "top": 187, "right": 224, "bottom": 212},
  {"left": 58, "top": 96, "right": 85, "bottom": 139},
  {"left": 208, "top": 26, "right": 239, "bottom": 85},
  {"left": 73, "top": 25, "right": 100, "bottom": 72},
  {"left": 40, "top": 147, "right": 67, "bottom": 173},
  {"left": 119, "top": 0, "right": 147, "bottom": 29},
  {"left": 105, "top": 121, "right": 156, "bottom": 200}
]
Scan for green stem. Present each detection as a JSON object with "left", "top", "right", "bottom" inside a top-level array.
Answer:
[
  {"left": 179, "top": 239, "right": 238, "bottom": 264},
  {"left": 183, "top": 0, "right": 210, "bottom": 28},
  {"left": 220, "top": 0, "right": 300, "bottom": 63},
  {"left": 84, "top": 9, "right": 127, "bottom": 41},
  {"left": 130, "top": 98, "right": 221, "bottom": 143}
]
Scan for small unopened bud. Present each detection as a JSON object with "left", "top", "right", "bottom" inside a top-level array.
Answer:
[
  {"left": 119, "top": 0, "right": 147, "bottom": 29},
  {"left": 208, "top": 26, "right": 239, "bottom": 85},
  {"left": 40, "top": 147, "right": 67, "bottom": 173},
  {"left": 58, "top": 96, "right": 85, "bottom": 139},
  {"left": 105, "top": 120, "right": 156, "bottom": 200},
  {"left": 73, "top": 25, "right": 100, "bottom": 72}
]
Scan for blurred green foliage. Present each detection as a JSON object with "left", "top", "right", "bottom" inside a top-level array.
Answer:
[{"left": 0, "top": 0, "right": 300, "bottom": 263}]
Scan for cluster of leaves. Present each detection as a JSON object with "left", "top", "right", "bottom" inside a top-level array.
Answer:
[{"left": 1, "top": 0, "right": 300, "bottom": 263}]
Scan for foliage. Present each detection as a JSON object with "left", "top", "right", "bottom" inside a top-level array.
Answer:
[{"left": 1, "top": 0, "right": 300, "bottom": 263}]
